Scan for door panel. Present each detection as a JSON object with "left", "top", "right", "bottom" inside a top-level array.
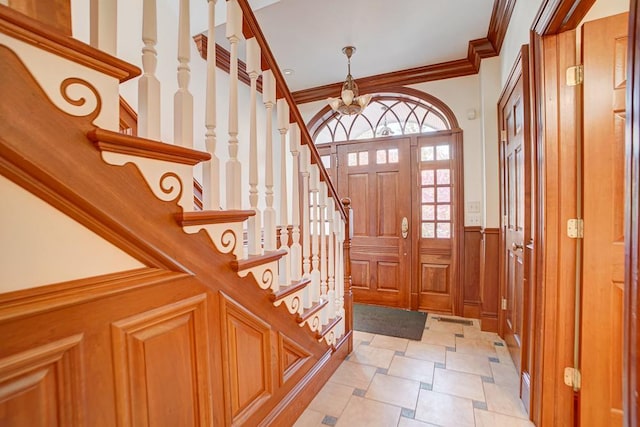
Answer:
[
  {"left": 338, "top": 138, "right": 411, "bottom": 308},
  {"left": 581, "top": 12, "right": 627, "bottom": 427}
]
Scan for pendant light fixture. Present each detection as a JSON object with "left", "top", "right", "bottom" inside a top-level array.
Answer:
[{"left": 327, "top": 46, "right": 372, "bottom": 115}]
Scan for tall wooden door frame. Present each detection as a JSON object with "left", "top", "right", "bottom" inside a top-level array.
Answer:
[
  {"left": 529, "top": 1, "right": 639, "bottom": 426},
  {"left": 497, "top": 45, "right": 533, "bottom": 408},
  {"left": 316, "top": 130, "right": 465, "bottom": 315}
]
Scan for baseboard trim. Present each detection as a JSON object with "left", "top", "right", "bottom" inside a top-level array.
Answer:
[{"left": 480, "top": 314, "right": 498, "bottom": 332}]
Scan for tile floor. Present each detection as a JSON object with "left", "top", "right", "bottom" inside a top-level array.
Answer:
[{"left": 294, "top": 314, "right": 535, "bottom": 427}]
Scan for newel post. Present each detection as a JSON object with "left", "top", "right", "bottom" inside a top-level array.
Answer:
[{"left": 341, "top": 197, "right": 353, "bottom": 351}]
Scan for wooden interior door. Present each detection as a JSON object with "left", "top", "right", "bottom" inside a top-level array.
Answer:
[
  {"left": 499, "top": 49, "right": 530, "bottom": 375},
  {"left": 337, "top": 137, "right": 411, "bottom": 308},
  {"left": 581, "top": 12, "right": 628, "bottom": 426}
]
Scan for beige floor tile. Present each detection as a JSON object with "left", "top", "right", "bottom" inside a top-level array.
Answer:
[
  {"left": 293, "top": 408, "right": 325, "bottom": 427},
  {"left": 455, "top": 337, "right": 498, "bottom": 358},
  {"left": 405, "top": 341, "right": 446, "bottom": 364},
  {"left": 415, "top": 389, "right": 475, "bottom": 427},
  {"left": 420, "top": 330, "right": 456, "bottom": 347},
  {"left": 432, "top": 368, "right": 486, "bottom": 401},
  {"left": 335, "top": 396, "right": 401, "bottom": 427},
  {"left": 474, "top": 408, "right": 535, "bottom": 427},
  {"left": 353, "top": 330, "right": 375, "bottom": 342},
  {"left": 329, "top": 360, "right": 378, "bottom": 390},
  {"left": 398, "top": 417, "right": 440, "bottom": 426},
  {"left": 490, "top": 361, "right": 520, "bottom": 389},
  {"left": 349, "top": 343, "right": 396, "bottom": 369},
  {"left": 388, "top": 355, "right": 435, "bottom": 384},
  {"left": 462, "top": 325, "right": 501, "bottom": 342},
  {"left": 495, "top": 344, "right": 516, "bottom": 366},
  {"left": 365, "top": 373, "right": 421, "bottom": 409},
  {"left": 446, "top": 351, "right": 492, "bottom": 377},
  {"left": 483, "top": 383, "right": 529, "bottom": 418},
  {"left": 369, "top": 334, "right": 409, "bottom": 352},
  {"left": 427, "top": 321, "right": 464, "bottom": 334},
  {"left": 307, "top": 381, "right": 354, "bottom": 417}
]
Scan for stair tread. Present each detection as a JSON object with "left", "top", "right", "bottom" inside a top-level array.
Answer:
[
  {"left": 296, "top": 298, "right": 329, "bottom": 323},
  {"left": 270, "top": 277, "right": 311, "bottom": 302},
  {"left": 230, "top": 249, "right": 287, "bottom": 271},
  {"left": 316, "top": 315, "right": 342, "bottom": 340},
  {"left": 177, "top": 210, "right": 255, "bottom": 226},
  {"left": 88, "top": 128, "right": 210, "bottom": 165}
]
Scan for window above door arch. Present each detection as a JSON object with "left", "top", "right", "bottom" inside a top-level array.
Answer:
[{"left": 307, "top": 87, "right": 459, "bottom": 144}]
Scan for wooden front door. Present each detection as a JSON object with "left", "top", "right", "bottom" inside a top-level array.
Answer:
[
  {"left": 499, "top": 48, "right": 530, "bottom": 375},
  {"left": 337, "top": 137, "right": 411, "bottom": 308},
  {"left": 581, "top": 12, "right": 627, "bottom": 426}
]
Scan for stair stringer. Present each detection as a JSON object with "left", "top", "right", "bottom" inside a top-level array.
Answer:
[{"left": 0, "top": 40, "right": 350, "bottom": 425}]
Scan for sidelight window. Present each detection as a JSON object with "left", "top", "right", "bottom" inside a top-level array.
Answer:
[{"left": 421, "top": 144, "right": 453, "bottom": 239}]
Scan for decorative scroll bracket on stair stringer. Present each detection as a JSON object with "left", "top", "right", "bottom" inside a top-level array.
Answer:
[
  {"left": 182, "top": 222, "right": 244, "bottom": 259},
  {"left": 100, "top": 152, "right": 195, "bottom": 212},
  {"left": 299, "top": 311, "right": 322, "bottom": 334},
  {"left": 273, "top": 292, "right": 304, "bottom": 317},
  {"left": 0, "top": 36, "right": 119, "bottom": 130},
  {"left": 236, "top": 260, "right": 279, "bottom": 291}
]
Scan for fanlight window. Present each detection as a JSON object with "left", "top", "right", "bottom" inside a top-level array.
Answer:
[{"left": 312, "top": 95, "right": 452, "bottom": 144}]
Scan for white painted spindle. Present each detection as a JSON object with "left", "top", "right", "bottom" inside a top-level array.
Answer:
[
  {"left": 289, "top": 124, "right": 302, "bottom": 282},
  {"left": 225, "top": 0, "right": 242, "bottom": 208},
  {"left": 327, "top": 197, "right": 336, "bottom": 319},
  {"left": 262, "top": 70, "right": 276, "bottom": 251},
  {"left": 174, "top": 0, "right": 193, "bottom": 148},
  {"left": 203, "top": 0, "right": 219, "bottom": 210},
  {"left": 90, "top": 0, "right": 117, "bottom": 55},
  {"left": 277, "top": 99, "right": 290, "bottom": 285},
  {"left": 310, "top": 166, "right": 320, "bottom": 302},
  {"left": 337, "top": 217, "right": 345, "bottom": 318},
  {"left": 319, "top": 181, "right": 328, "bottom": 300},
  {"left": 246, "top": 38, "right": 262, "bottom": 254},
  {"left": 138, "top": 0, "right": 160, "bottom": 139},
  {"left": 300, "top": 145, "right": 312, "bottom": 308}
]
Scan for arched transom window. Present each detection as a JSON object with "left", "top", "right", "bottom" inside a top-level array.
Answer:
[{"left": 310, "top": 93, "right": 454, "bottom": 144}]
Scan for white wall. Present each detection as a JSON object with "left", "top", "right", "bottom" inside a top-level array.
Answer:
[{"left": 500, "top": 0, "right": 544, "bottom": 86}]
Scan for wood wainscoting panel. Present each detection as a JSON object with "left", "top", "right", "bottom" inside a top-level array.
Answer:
[
  {"left": 111, "top": 294, "right": 212, "bottom": 427},
  {"left": 0, "top": 334, "right": 84, "bottom": 426},
  {"left": 480, "top": 228, "right": 500, "bottom": 332},
  {"left": 220, "top": 293, "right": 273, "bottom": 425},
  {"left": 278, "top": 333, "right": 312, "bottom": 386},
  {"left": 463, "top": 226, "right": 482, "bottom": 318}
]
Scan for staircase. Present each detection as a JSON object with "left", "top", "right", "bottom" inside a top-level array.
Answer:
[{"left": 0, "top": 1, "right": 353, "bottom": 425}]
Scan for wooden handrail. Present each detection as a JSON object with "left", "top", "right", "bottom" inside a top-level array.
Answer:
[{"left": 235, "top": 0, "right": 347, "bottom": 222}]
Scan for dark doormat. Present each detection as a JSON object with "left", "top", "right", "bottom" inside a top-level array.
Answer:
[{"left": 353, "top": 303, "right": 427, "bottom": 340}]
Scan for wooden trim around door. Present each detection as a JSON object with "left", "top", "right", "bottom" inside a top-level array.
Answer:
[{"left": 626, "top": 2, "right": 640, "bottom": 425}]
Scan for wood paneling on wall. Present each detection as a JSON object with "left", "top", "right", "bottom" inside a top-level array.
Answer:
[
  {"left": 463, "top": 226, "right": 482, "bottom": 318},
  {"left": 480, "top": 228, "right": 500, "bottom": 332}
]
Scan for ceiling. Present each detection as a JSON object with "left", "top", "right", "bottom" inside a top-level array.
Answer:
[{"left": 197, "top": 0, "right": 497, "bottom": 94}]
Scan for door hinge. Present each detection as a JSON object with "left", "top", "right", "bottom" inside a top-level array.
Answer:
[
  {"left": 566, "top": 65, "right": 584, "bottom": 86},
  {"left": 563, "top": 367, "right": 582, "bottom": 390},
  {"left": 567, "top": 218, "right": 584, "bottom": 238},
  {"left": 501, "top": 297, "right": 507, "bottom": 310},
  {"left": 500, "top": 129, "right": 507, "bottom": 143}
]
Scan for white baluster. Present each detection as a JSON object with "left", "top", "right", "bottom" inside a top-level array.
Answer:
[
  {"left": 90, "top": 0, "right": 117, "bottom": 55},
  {"left": 225, "top": 0, "right": 242, "bottom": 209},
  {"left": 174, "top": 0, "right": 193, "bottom": 148},
  {"left": 300, "top": 144, "right": 312, "bottom": 308},
  {"left": 319, "top": 181, "right": 328, "bottom": 300},
  {"left": 277, "top": 99, "right": 290, "bottom": 286},
  {"left": 327, "top": 197, "right": 336, "bottom": 319},
  {"left": 138, "top": 0, "right": 160, "bottom": 139},
  {"left": 263, "top": 70, "right": 276, "bottom": 251},
  {"left": 246, "top": 38, "right": 262, "bottom": 254},
  {"left": 289, "top": 124, "right": 302, "bottom": 282},
  {"left": 310, "top": 166, "right": 320, "bottom": 302},
  {"left": 203, "top": 0, "right": 219, "bottom": 210},
  {"left": 337, "top": 216, "right": 345, "bottom": 319}
]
